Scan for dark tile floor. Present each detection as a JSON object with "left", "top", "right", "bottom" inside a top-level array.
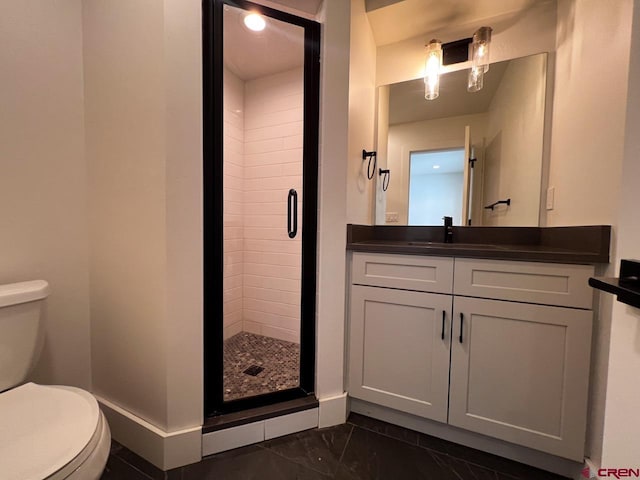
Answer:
[
  {"left": 223, "top": 332, "right": 300, "bottom": 401},
  {"left": 101, "top": 413, "right": 567, "bottom": 480}
]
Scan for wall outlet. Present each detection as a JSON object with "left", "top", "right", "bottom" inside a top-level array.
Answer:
[
  {"left": 546, "top": 187, "right": 555, "bottom": 210},
  {"left": 386, "top": 212, "right": 399, "bottom": 223}
]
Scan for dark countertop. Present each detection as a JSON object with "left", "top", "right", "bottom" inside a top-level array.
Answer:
[{"left": 347, "top": 224, "right": 611, "bottom": 265}]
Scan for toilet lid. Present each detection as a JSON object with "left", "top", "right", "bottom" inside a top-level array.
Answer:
[{"left": 0, "top": 383, "right": 100, "bottom": 480}]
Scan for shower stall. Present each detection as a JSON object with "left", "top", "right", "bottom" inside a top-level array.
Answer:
[{"left": 203, "top": 0, "right": 320, "bottom": 415}]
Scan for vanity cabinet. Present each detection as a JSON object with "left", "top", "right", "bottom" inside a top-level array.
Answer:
[{"left": 348, "top": 252, "right": 594, "bottom": 461}]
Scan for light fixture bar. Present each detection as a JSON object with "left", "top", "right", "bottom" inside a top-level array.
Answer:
[{"left": 442, "top": 38, "right": 473, "bottom": 65}]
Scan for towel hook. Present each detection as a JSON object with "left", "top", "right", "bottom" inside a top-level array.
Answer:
[
  {"left": 379, "top": 168, "right": 390, "bottom": 191},
  {"left": 362, "top": 150, "right": 377, "bottom": 180}
]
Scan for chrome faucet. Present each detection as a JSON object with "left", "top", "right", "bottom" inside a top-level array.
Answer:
[{"left": 443, "top": 216, "right": 453, "bottom": 243}]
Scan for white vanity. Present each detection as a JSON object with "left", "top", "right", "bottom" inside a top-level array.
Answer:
[{"left": 344, "top": 223, "right": 612, "bottom": 476}]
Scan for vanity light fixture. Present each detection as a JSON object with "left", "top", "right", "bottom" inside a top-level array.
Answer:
[
  {"left": 429, "top": 26, "right": 493, "bottom": 98},
  {"left": 244, "top": 12, "right": 266, "bottom": 31},
  {"left": 424, "top": 39, "right": 443, "bottom": 100},
  {"left": 467, "top": 26, "right": 492, "bottom": 92}
]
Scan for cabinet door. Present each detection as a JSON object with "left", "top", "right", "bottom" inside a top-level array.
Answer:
[
  {"left": 449, "top": 297, "right": 592, "bottom": 460},
  {"left": 348, "top": 285, "right": 452, "bottom": 422}
]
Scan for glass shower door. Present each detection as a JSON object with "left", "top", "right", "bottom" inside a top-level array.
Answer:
[{"left": 204, "top": 0, "right": 320, "bottom": 415}]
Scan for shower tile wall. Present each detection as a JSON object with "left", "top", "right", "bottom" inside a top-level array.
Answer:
[
  {"left": 242, "top": 68, "right": 303, "bottom": 344},
  {"left": 222, "top": 67, "right": 303, "bottom": 343},
  {"left": 223, "top": 67, "right": 245, "bottom": 340}
]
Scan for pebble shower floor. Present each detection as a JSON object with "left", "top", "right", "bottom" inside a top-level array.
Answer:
[{"left": 223, "top": 332, "right": 300, "bottom": 401}]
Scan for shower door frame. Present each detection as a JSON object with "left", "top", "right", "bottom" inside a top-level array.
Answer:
[{"left": 203, "top": 0, "right": 320, "bottom": 416}]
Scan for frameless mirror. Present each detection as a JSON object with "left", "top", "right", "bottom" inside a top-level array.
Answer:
[{"left": 376, "top": 52, "right": 548, "bottom": 226}]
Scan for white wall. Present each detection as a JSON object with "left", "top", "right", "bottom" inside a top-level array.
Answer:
[
  {"left": 547, "top": 0, "right": 631, "bottom": 228},
  {"left": 482, "top": 54, "right": 546, "bottom": 226},
  {"left": 223, "top": 67, "right": 245, "bottom": 340},
  {"left": 84, "top": 0, "right": 203, "bottom": 439},
  {"left": 548, "top": 0, "right": 633, "bottom": 469},
  {"left": 84, "top": 0, "right": 169, "bottom": 430},
  {"left": 163, "top": 0, "right": 203, "bottom": 437},
  {"left": 386, "top": 113, "right": 487, "bottom": 224},
  {"left": 315, "top": 0, "right": 351, "bottom": 425},
  {"left": 347, "top": 0, "right": 377, "bottom": 224},
  {"left": 599, "top": 0, "right": 640, "bottom": 469},
  {"left": 243, "top": 68, "right": 304, "bottom": 343},
  {"left": 0, "top": 1, "right": 91, "bottom": 390}
]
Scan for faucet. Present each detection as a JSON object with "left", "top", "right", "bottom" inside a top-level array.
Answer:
[{"left": 443, "top": 216, "right": 453, "bottom": 243}]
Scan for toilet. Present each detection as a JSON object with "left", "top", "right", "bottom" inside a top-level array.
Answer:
[{"left": 0, "top": 280, "right": 111, "bottom": 480}]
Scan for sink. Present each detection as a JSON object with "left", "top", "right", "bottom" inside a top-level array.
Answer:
[{"left": 407, "top": 242, "right": 503, "bottom": 250}]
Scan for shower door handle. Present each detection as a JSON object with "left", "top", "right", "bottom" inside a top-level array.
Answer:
[{"left": 287, "top": 189, "right": 298, "bottom": 239}]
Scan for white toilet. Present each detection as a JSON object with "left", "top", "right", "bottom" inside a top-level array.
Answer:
[{"left": 0, "top": 280, "right": 111, "bottom": 480}]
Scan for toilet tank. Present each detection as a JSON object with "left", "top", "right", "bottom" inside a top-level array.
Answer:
[{"left": 0, "top": 280, "right": 50, "bottom": 392}]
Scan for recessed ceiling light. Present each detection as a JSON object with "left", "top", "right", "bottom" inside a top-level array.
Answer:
[
  {"left": 244, "top": 13, "right": 265, "bottom": 32},
  {"left": 433, "top": 165, "right": 440, "bottom": 169}
]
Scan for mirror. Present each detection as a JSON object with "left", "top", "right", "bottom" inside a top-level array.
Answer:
[{"left": 376, "top": 52, "right": 548, "bottom": 226}]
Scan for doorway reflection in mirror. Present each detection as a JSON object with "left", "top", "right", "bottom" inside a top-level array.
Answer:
[{"left": 408, "top": 149, "right": 465, "bottom": 226}]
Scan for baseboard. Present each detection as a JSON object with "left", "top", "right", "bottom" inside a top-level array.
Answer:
[
  {"left": 318, "top": 391, "right": 348, "bottom": 428},
  {"left": 96, "top": 395, "right": 202, "bottom": 470},
  {"left": 350, "top": 398, "right": 584, "bottom": 479}
]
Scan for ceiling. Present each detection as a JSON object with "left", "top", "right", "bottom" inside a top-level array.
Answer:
[
  {"left": 389, "top": 60, "right": 507, "bottom": 125},
  {"left": 366, "top": 0, "right": 541, "bottom": 46},
  {"left": 223, "top": 4, "right": 304, "bottom": 81},
  {"left": 267, "top": 0, "right": 323, "bottom": 15}
]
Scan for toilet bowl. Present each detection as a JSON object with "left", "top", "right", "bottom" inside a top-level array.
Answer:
[{"left": 0, "top": 281, "right": 110, "bottom": 479}]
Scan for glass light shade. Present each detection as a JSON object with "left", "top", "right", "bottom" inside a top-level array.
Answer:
[
  {"left": 467, "top": 66, "right": 484, "bottom": 92},
  {"left": 471, "top": 26, "right": 492, "bottom": 73},
  {"left": 424, "top": 39, "right": 442, "bottom": 100}
]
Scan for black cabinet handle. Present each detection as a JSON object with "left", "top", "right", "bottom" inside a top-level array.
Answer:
[
  {"left": 459, "top": 313, "right": 464, "bottom": 343},
  {"left": 287, "top": 189, "right": 298, "bottom": 239},
  {"left": 441, "top": 311, "right": 445, "bottom": 340}
]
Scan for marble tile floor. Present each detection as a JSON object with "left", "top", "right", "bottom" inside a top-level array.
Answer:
[
  {"left": 101, "top": 413, "right": 566, "bottom": 479},
  {"left": 223, "top": 332, "right": 300, "bottom": 401}
]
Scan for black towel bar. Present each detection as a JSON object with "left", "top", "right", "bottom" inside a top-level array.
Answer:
[{"left": 484, "top": 198, "right": 511, "bottom": 210}]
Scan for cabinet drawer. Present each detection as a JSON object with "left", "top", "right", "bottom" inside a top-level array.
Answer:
[
  {"left": 453, "top": 258, "right": 594, "bottom": 309},
  {"left": 351, "top": 252, "right": 454, "bottom": 294}
]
